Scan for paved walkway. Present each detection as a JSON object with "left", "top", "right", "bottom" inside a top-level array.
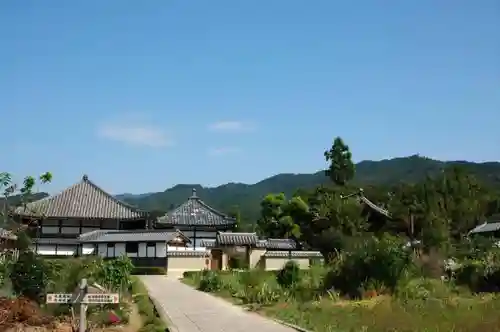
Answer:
[{"left": 139, "top": 275, "right": 297, "bottom": 332}]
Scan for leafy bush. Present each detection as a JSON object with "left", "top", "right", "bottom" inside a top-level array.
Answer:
[
  {"left": 324, "top": 235, "right": 414, "bottom": 297},
  {"left": 198, "top": 269, "right": 223, "bottom": 292},
  {"left": 10, "top": 250, "right": 48, "bottom": 302},
  {"left": 276, "top": 261, "right": 301, "bottom": 288},
  {"left": 454, "top": 249, "right": 500, "bottom": 292}
]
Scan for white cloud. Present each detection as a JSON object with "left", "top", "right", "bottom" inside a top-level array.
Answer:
[
  {"left": 207, "top": 120, "right": 254, "bottom": 133},
  {"left": 207, "top": 147, "right": 240, "bottom": 156},
  {"left": 97, "top": 122, "right": 173, "bottom": 148}
]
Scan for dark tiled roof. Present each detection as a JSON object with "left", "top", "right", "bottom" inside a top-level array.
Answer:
[
  {"left": 469, "top": 222, "right": 500, "bottom": 235},
  {"left": 15, "top": 175, "right": 146, "bottom": 220},
  {"left": 156, "top": 189, "right": 236, "bottom": 226},
  {"left": 78, "top": 229, "right": 191, "bottom": 243},
  {"left": 200, "top": 239, "right": 216, "bottom": 248},
  {"left": 0, "top": 228, "right": 17, "bottom": 240},
  {"left": 263, "top": 250, "right": 323, "bottom": 258},
  {"left": 216, "top": 232, "right": 258, "bottom": 245},
  {"left": 257, "top": 238, "right": 297, "bottom": 250},
  {"left": 34, "top": 238, "right": 79, "bottom": 245}
]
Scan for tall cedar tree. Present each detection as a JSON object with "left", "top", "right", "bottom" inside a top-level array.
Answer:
[{"left": 324, "top": 137, "right": 355, "bottom": 186}]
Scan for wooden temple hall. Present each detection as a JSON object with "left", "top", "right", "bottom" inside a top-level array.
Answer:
[{"left": 12, "top": 175, "right": 237, "bottom": 258}]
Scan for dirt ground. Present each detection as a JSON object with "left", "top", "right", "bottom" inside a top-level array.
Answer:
[{"left": 1, "top": 297, "right": 143, "bottom": 332}]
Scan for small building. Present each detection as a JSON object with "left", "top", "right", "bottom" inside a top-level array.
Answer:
[
  {"left": 77, "top": 229, "right": 208, "bottom": 270},
  {"left": 201, "top": 232, "right": 323, "bottom": 270},
  {"left": 155, "top": 189, "right": 236, "bottom": 248},
  {"left": 13, "top": 175, "right": 150, "bottom": 256},
  {"left": 468, "top": 221, "right": 500, "bottom": 237}
]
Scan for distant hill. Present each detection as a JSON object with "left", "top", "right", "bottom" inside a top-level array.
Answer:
[
  {"left": 0, "top": 192, "right": 49, "bottom": 211},
  {"left": 119, "top": 155, "right": 500, "bottom": 227}
]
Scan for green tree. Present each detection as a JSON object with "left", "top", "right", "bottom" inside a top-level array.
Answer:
[
  {"left": 324, "top": 137, "right": 355, "bottom": 186},
  {"left": 0, "top": 171, "right": 52, "bottom": 243}
]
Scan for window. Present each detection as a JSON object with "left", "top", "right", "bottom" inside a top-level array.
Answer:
[{"left": 125, "top": 242, "right": 138, "bottom": 253}]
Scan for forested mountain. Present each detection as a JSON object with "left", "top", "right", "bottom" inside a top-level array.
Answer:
[{"left": 119, "top": 155, "right": 500, "bottom": 226}]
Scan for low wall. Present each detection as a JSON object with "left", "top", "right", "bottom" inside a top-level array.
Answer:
[
  {"left": 166, "top": 251, "right": 210, "bottom": 273},
  {"left": 262, "top": 251, "right": 324, "bottom": 270}
]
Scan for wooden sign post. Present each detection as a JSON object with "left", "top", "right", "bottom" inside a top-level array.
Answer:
[{"left": 46, "top": 278, "right": 120, "bottom": 332}]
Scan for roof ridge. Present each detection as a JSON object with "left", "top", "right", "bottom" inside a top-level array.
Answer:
[
  {"left": 82, "top": 175, "right": 147, "bottom": 215},
  {"left": 189, "top": 195, "right": 235, "bottom": 220}
]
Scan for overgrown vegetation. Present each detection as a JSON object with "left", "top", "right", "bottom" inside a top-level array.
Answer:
[{"left": 182, "top": 135, "right": 500, "bottom": 331}]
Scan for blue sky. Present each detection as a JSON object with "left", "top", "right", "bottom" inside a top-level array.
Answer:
[{"left": 1, "top": 1, "right": 499, "bottom": 195}]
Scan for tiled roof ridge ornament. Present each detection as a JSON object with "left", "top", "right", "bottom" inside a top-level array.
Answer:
[
  {"left": 82, "top": 174, "right": 89, "bottom": 181},
  {"left": 190, "top": 188, "right": 198, "bottom": 199}
]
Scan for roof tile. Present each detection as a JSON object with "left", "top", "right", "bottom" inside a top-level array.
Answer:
[
  {"left": 216, "top": 232, "right": 258, "bottom": 245},
  {"left": 156, "top": 189, "right": 236, "bottom": 226},
  {"left": 14, "top": 175, "right": 146, "bottom": 220},
  {"left": 78, "top": 229, "right": 190, "bottom": 243}
]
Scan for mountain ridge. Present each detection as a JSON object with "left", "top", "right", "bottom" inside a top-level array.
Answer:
[{"left": 117, "top": 156, "right": 500, "bottom": 226}]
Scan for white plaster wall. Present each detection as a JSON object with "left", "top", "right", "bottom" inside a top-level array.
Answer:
[
  {"left": 82, "top": 244, "right": 95, "bottom": 255},
  {"left": 138, "top": 243, "right": 147, "bottom": 257},
  {"left": 156, "top": 243, "right": 166, "bottom": 257},
  {"left": 115, "top": 243, "right": 126, "bottom": 257},
  {"left": 98, "top": 243, "right": 107, "bottom": 257},
  {"left": 57, "top": 245, "right": 77, "bottom": 256},
  {"left": 37, "top": 245, "right": 56, "bottom": 255}
]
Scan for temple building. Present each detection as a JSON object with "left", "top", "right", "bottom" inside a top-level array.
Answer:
[
  {"left": 155, "top": 189, "right": 237, "bottom": 248},
  {"left": 13, "top": 175, "right": 149, "bottom": 256}
]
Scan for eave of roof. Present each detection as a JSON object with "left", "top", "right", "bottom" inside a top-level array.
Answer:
[
  {"left": 78, "top": 229, "right": 191, "bottom": 243},
  {"left": 156, "top": 188, "right": 236, "bottom": 226},
  {"left": 469, "top": 222, "right": 500, "bottom": 235},
  {"left": 14, "top": 175, "right": 147, "bottom": 220}
]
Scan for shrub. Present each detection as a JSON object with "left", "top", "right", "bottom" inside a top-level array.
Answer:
[
  {"left": 324, "top": 235, "right": 414, "bottom": 297},
  {"left": 454, "top": 249, "right": 500, "bottom": 293},
  {"left": 10, "top": 250, "right": 48, "bottom": 302},
  {"left": 277, "top": 261, "right": 301, "bottom": 288},
  {"left": 94, "top": 256, "right": 134, "bottom": 291},
  {"left": 198, "top": 269, "right": 223, "bottom": 292}
]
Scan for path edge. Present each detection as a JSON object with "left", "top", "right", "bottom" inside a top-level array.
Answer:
[
  {"left": 148, "top": 294, "right": 179, "bottom": 332},
  {"left": 271, "top": 318, "right": 313, "bottom": 332}
]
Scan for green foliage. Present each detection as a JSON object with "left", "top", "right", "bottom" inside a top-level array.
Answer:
[
  {"left": 276, "top": 261, "right": 301, "bottom": 288},
  {"left": 324, "top": 136, "right": 355, "bottom": 186},
  {"left": 324, "top": 235, "right": 414, "bottom": 297},
  {"left": 129, "top": 276, "right": 167, "bottom": 332},
  {"left": 10, "top": 250, "right": 48, "bottom": 302},
  {"left": 454, "top": 249, "right": 500, "bottom": 293},
  {"left": 198, "top": 269, "right": 223, "bottom": 292},
  {"left": 119, "top": 156, "right": 500, "bottom": 228}
]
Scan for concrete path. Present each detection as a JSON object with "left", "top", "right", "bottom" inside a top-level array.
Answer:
[{"left": 139, "top": 275, "right": 297, "bottom": 332}]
